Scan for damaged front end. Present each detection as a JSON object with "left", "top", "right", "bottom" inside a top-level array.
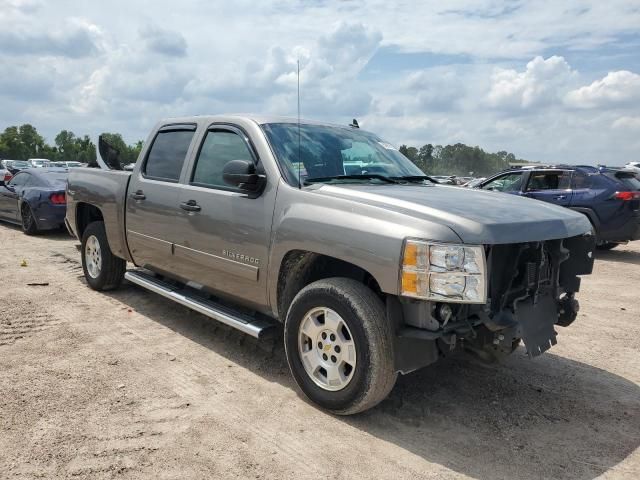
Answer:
[
  {"left": 472, "top": 234, "right": 595, "bottom": 358},
  {"left": 393, "top": 233, "right": 595, "bottom": 374}
]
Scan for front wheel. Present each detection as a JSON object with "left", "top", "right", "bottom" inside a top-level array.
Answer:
[
  {"left": 81, "top": 221, "right": 126, "bottom": 291},
  {"left": 284, "top": 278, "right": 396, "bottom": 415}
]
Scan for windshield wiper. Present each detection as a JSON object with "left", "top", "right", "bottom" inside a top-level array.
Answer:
[
  {"left": 390, "top": 175, "right": 438, "bottom": 184},
  {"left": 304, "top": 174, "right": 400, "bottom": 185}
]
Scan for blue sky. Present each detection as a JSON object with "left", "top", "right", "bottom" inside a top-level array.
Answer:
[{"left": 1, "top": 0, "right": 639, "bottom": 164}]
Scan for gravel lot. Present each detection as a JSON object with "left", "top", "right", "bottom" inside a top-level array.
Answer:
[{"left": 1, "top": 223, "right": 639, "bottom": 479}]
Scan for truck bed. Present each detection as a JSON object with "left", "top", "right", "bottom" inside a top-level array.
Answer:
[{"left": 66, "top": 168, "right": 133, "bottom": 261}]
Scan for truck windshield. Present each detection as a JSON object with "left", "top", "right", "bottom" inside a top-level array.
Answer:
[{"left": 262, "top": 123, "right": 425, "bottom": 186}]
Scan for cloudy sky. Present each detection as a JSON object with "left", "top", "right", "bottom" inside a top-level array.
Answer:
[{"left": 1, "top": 0, "right": 639, "bottom": 164}]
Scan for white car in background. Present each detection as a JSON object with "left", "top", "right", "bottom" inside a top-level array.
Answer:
[
  {"left": 28, "top": 158, "right": 51, "bottom": 168},
  {"left": 624, "top": 162, "right": 640, "bottom": 174},
  {"left": 64, "top": 161, "right": 84, "bottom": 168}
]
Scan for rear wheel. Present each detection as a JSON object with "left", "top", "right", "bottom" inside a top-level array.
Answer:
[
  {"left": 284, "top": 278, "right": 396, "bottom": 415},
  {"left": 81, "top": 221, "right": 126, "bottom": 291},
  {"left": 20, "top": 204, "right": 38, "bottom": 235}
]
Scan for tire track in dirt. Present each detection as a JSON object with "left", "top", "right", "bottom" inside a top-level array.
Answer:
[
  {"left": 72, "top": 285, "right": 326, "bottom": 477},
  {"left": 0, "top": 307, "right": 61, "bottom": 346}
]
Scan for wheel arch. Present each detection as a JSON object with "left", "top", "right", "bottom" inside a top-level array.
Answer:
[
  {"left": 75, "top": 202, "right": 105, "bottom": 239},
  {"left": 275, "top": 250, "right": 384, "bottom": 321}
]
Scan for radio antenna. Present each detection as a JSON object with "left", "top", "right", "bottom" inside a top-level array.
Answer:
[{"left": 297, "top": 59, "right": 302, "bottom": 189}]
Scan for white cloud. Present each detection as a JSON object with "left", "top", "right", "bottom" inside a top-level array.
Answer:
[
  {"left": 71, "top": 44, "right": 190, "bottom": 115},
  {"left": 0, "top": 18, "right": 102, "bottom": 58},
  {"left": 184, "top": 22, "right": 381, "bottom": 118},
  {"left": 486, "top": 56, "right": 575, "bottom": 109},
  {"left": 0, "top": 58, "right": 56, "bottom": 99},
  {"left": 565, "top": 71, "right": 640, "bottom": 109},
  {"left": 612, "top": 116, "right": 640, "bottom": 130},
  {"left": 140, "top": 25, "right": 188, "bottom": 58},
  {"left": 0, "top": 0, "right": 41, "bottom": 17},
  {"left": 404, "top": 70, "right": 464, "bottom": 111}
]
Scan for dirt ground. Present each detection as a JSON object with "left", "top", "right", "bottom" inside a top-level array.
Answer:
[{"left": 0, "top": 223, "right": 638, "bottom": 480}]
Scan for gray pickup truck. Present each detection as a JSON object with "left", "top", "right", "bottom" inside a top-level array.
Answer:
[{"left": 66, "top": 115, "right": 595, "bottom": 414}]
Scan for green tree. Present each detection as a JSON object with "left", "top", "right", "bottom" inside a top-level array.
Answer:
[
  {"left": 55, "top": 130, "right": 78, "bottom": 160},
  {"left": 399, "top": 145, "right": 419, "bottom": 163},
  {"left": 398, "top": 141, "right": 529, "bottom": 177},
  {"left": 0, "top": 126, "right": 24, "bottom": 158},
  {"left": 129, "top": 140, "right": 144, "bottom": 163},
  {"left": 100, "top": 133, "right": 130, "bottom": 163},
  {"left": 18, "top": 124, "right": 45, "bottom": 157},
  {"left": 100, "top": 133, "right": 144, "bottom": 165},
  {"left": 417, "top": 143, "right": 434, "bottom": 171},
  {"left": 75, "top": 135, "right": 96, "bottom": 164}
]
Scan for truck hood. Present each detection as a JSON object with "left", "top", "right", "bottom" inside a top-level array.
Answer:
[{"left": 313, "top": 184, "right": 592, "bottom": 244}]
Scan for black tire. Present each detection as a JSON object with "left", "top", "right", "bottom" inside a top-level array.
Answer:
[
  {"left": 81, "top": 221, "right": 126, "bottom": 291},
  {"left": 284, "top": 277, "right": 396, "bottom": 415},
  {"left": 596, "top": 242, "right": 618, "bottom": 251},
  {"left": 20, "top": 203, "right": 38, "bottom": 235}
]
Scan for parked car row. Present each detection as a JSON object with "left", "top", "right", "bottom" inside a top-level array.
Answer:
[
  {"left": 472, "top": 164, "right": 640, "bottom": 249},
  {"left": 0, "top": 167, "right": 68, "bottom": 234},
  {"left": 1, "top": 158, "right": 87, "bottom": 184},
  {"left": 0, "top": 159, "right": 89, "bottom": 234},
  {"left": 1, "top": 158, "right": 88, "bottom": 170}
]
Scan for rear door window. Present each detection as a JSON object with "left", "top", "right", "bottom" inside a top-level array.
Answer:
[
  {"left": 143, "top": 127, "right": 196, "bottom": 182},
  {"left": 526, "top": 171, "right": 572, "bottom": 191},
  {"left": 572, "top": 172, "right": 592, "bottom": 189}
]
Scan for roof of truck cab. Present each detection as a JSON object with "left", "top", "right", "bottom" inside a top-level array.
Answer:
[{"left": 158, "top": 114, "right": 357, "bottom": 129}]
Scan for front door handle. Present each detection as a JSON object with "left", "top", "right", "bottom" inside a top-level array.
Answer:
[
  {"left": 180, "top": 200, "right": 201, "bottom": 212},
  {"left": 553, "top": 195, "right": 567, "bottom": 200},
  {"left": 131, "top": 190, "right": 146, "bottom": 201}
]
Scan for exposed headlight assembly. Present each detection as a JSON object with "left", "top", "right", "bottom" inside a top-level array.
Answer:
[{"left": 400, "top": 240, "right": 487, "bottom": 303}]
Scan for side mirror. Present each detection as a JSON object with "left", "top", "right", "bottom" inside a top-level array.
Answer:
[{"left": 223, "top": 160, "right": 265, "bottom": 193}]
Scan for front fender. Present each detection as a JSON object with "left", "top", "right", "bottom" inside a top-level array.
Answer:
[{"left": 266, "top": 187, "right": 461, "bottom": 312}]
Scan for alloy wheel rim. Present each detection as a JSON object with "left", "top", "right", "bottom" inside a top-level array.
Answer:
[
  {"left": 85, "top": 235, "right": 102, "bottom": 279},
  {"left": 298, "top": 307, "right": 357, "bottom": 391}
]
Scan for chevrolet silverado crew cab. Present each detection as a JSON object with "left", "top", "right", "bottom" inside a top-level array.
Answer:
[{"left": 66, "top": 115, "right": 595, "bottom": 414}]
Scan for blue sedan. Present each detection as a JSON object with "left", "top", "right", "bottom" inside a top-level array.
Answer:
[{"left": 0, "top": 168, "right": 68, "bottom": 234}]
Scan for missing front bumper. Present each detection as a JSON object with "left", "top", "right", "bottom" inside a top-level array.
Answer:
[{"left": 515, "top": 295, "right": 558, "bottom": 357}]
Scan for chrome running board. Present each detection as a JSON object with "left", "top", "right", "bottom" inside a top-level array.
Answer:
[{"left": 124, "top": 270, "right": 274, "bottom": 338}]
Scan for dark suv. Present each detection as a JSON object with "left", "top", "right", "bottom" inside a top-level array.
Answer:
[{"left": 478, "top": 165, "right": 640, "bottom": 249}]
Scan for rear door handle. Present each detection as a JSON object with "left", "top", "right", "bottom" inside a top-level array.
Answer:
[
  {"left": 553, "top": 195, "right": 567, "bottom": 200},
  {"left": 180, "top": 200, "right": 201, "bottom": 212},
  {"left": 131, "top": 190, "right": 146, "bottom": 201}
]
